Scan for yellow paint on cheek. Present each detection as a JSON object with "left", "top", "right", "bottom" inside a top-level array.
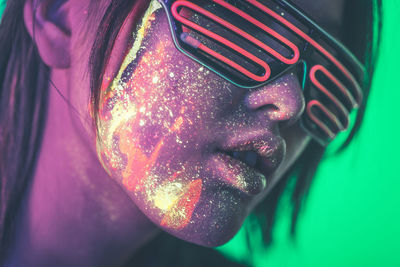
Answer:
[
  {"left": 116, "top": 110, "right": 187, "bottom": 192},
  {"left": 153, "top": 182, "right": 184, "bottom": 211},
  {"left": 160, "top": 179, "right": 203, "bottom": 230},
  {"left": 94, "top": 1, "right": 204, "bottom": 228},
  {"left": 109, "top": 0, "right": 162, "bottom": 93}
]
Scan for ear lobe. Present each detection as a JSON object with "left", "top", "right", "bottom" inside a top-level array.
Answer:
[{"left": 24, "top": 0, "right": 71, "bottom": 69}]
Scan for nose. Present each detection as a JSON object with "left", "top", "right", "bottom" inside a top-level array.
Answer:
[{"left": 244, "top": 73, "right": 305, "bottom": 125}]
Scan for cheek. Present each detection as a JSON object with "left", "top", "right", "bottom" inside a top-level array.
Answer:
[
  {"left": 94, "top": 35, "right": 229, "bottom": 230},
  {"left": 89, "top": 4, "right": 264, "bottom": 245}
]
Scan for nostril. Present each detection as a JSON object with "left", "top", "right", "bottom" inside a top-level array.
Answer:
[
  {"left": 244, "top": 73, "right": 305, "bottom": 124},
  {"left": 247, "top": 103, "right": 279, "bottom": 113},
  {"left": 244, "top": 92, "right": 275, "bottom": 110},
  {"left": 267, "top": 97, "right": 304, "bottom": 123}
]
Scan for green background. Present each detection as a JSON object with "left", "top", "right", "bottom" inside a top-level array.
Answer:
[
  {"left": 1, "top": 0, "right": 399, "bottom": 266},
  {"left": 218, "top": 1, "right": 400, "bottom": 266}
]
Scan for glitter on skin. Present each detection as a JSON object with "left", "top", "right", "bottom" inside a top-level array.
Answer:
[
  {"left": 96, "top": 3, "right": 204, "bottom": 227},
  {"left": 111, "top": 0, "right": 162, "bottom": 91},
  {"left": 95, "top": 0, "right": 305, "bottom": 246},
  {"left": 118, "top": 126, "right": 165, "bottom": 192},
  {"left": 245, "top": 73, "right": 303, "bottom": 123},
  {"left": 160, "top": 179, "right": 202, "bottom": 229}
]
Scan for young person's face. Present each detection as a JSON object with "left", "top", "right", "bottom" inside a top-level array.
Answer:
[{"left": 69, "top": 0, "right": 344, "bottom": 246}]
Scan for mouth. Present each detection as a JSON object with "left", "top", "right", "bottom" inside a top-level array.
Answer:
[
  {"left": 207, "top": 150, "right": 267, "bottom": 196},
  {"left": 206, "top": 132, "right": 285, "bottom": 196},
  {"left": 222, "top": 150, "right": 259, "bottom": 168}
]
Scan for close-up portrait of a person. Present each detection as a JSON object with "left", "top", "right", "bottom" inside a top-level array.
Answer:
[{"left": 2, "top": 0, "right": 399, "bottom": 266}]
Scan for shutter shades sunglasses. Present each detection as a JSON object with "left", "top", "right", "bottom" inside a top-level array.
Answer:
[{"left": 154, "top": 0, "right": 365, "bottom": 146}]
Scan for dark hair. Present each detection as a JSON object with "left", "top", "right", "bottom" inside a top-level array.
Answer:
[
  {"left": 0, "top": 0, "right": 382, "bottom": 265},
  {"left": 0, "top": 0, "right": 49, "bottom": 262},
  {"left": 252, "top": 0, "right": 383, "bottom": 248}
]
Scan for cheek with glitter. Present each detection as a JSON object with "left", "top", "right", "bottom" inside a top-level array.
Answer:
[
  {"left": 95, "top": 2, "right": 207, "bottom": 229},
  {"left": 95, "top": 0, "right": 269, "bottom": 244}
]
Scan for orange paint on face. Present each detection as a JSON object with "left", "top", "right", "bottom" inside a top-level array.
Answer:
[
  {"left": 99, "top": 33, "right": 169, "bottom": 124},
  {"left": 125, "top": 40, "right": 167, "bottom": 105},
  {"left": 160, "top": 179, "right": 203, "bottom": 230},
  {"left": 117, "top": 108, "right": 186, "bottom": 192},
  {"left": 97, "top": 13, "right": 205, "bottom": 225},
  {"left": 118, "top": 125, "right": 165, "bottom": 192},
  {"left": 170, "top": 116, "right": 184, "bottom": 132}
]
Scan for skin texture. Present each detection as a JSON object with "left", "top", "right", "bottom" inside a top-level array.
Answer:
[
  {"left": 96, "top": 1, "right": 306, "bottom": 246},
  {"left": 6, "top": 0, "right": 344, "bottom": 266}
]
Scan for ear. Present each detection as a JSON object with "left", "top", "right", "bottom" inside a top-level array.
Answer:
[{"left": 24, "top": 0, "right": 71, "bottom": 68}]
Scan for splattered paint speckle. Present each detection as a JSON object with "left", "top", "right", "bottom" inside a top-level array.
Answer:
[{"left": 94, "top": 0, "right": 306, "bottom": 246}]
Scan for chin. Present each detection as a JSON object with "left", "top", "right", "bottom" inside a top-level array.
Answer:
[{"left": 153, "top": 186, "right": 252, "bottom": 247}]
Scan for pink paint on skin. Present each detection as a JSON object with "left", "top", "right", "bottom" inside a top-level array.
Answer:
[
  {"left": 95, "top": 1, "right": 306, "bottom": 246},
  {"left": 160, "top": 179, "right": 203, "bottom": 230}
]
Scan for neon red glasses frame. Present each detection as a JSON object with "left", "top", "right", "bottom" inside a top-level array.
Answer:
[{"left": 158, "top": 0, "right": 366, "bottom": 146}]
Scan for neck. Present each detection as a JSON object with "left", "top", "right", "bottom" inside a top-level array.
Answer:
[{"left": 6, "top": 70, "right": 159, "bottom": 267}]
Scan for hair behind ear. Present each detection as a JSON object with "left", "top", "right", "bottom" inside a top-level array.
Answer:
[{"left": 0, "top": 0, "right": 49, "bottom": 263}]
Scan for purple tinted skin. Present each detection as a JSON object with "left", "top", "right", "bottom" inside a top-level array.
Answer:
[
  {"left": 6, "top": 0, "right": 344, "bottom": 266},
  {"left": 96, "top": 1, "right": 306, "bottom": 245}
]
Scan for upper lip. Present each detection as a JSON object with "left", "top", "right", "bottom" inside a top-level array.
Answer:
[{"left": 216, "top": 129, "right": 285, "bottom": 175}]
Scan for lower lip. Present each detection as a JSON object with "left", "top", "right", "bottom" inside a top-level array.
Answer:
[{"left": 206, "top": 152, "right": 267, "bottom": 196}]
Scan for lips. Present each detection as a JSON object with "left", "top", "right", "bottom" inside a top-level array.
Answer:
[
  {"left": 206, "top": 129, "right": 285, "bottom": 196},
  {"left": 225, "top": 150, "right": 259, "bottom": 168}
]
